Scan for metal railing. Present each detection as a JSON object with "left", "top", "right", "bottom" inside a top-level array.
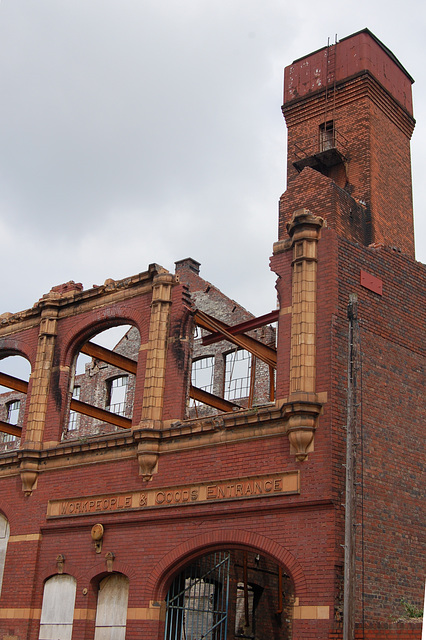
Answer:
[{"left": 292, "top": 127, "right": 349, "bottom": 163}]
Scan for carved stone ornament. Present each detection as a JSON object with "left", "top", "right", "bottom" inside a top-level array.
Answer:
[
  {"left": 137, "top": 437, "right": 160, "bottom": 481},
  {"left": 91, "top": 523, "right": 104, "bottom": 553},
  {"left": 287, "top": 422, "right": 316, "bottom": 462},
  {"left": 282, "top": 398, "right": 322, "bottom": 462},
  {"left": 105, "top": 551, "right": 115, "bottom": 572},
  {"left": 56, "top": 554, "right": 65, "bottom": 574},
  {"left": 18, "top": 452, "right": 40, "bottom": 496}
]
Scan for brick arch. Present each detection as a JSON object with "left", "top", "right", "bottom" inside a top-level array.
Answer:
[
  {"left": 0, "top": 510, "right": 8, "bottom": 522},
  {"left": 0, "top": 337, "right": 35, "bottom": 371},
  {"left": 149, "top": 528, "right": 308, "bottom": 602},
  {"left": 39, "top": 561, "right": 85, "bottom": 585},
  {"left": 62, "top": 310, "right": 143, "bottom": 369},
  {"left": 84, "top": 559, "right": 137, "bottom": 583}
]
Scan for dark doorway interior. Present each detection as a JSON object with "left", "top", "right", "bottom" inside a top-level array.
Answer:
[{"left": 164, "top": 549, "right": 294, "bottom": 640}]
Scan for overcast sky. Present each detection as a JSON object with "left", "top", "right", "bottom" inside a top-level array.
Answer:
[{"left": 0, "top": 0, "right": 424, "bottom": 319}]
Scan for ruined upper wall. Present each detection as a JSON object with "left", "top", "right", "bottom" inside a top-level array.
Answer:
[{"left": 284, "top": 29, "right": 414, "bottom": 115}]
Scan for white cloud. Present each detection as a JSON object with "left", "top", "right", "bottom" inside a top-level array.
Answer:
[{"left": 0, "top": 0, "right": 424, "bottom": 317}]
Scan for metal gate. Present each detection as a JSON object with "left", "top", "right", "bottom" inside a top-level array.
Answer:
[{"left": 164, "top": 551, "right": 230, "bottom": 640}]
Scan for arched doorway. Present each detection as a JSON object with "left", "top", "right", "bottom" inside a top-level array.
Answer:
[{"left": 164, "top": 549, "right": 294, "bottom": 639}]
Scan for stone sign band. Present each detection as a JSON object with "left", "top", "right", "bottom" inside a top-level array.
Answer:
[{"left": 47, "top": 471, "right": 300, "bottom": 518}]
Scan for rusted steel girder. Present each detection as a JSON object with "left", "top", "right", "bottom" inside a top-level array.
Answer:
[
  {"left": 202, "top": 309, "right": 279, "bottom": 346},
  {"left": 80, "top": 342, "right": 137, "bottom": 374},
  {"left": 0, "top": 372, "right": 29, "bottom": 394},
  {"left": 189, "top": 385, "right": 241, "bottom": 413},
  {"left": 0, "top": 420, "right": 22, "bottom": 437},
  {"left": 70, "top": 398, "right": 132, "bottom": 429},
  {"left": 194, "top": 310, "right": 277, "bottom": 369}
]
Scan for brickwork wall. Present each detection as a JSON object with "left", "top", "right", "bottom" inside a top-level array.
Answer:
[
  {"left": 279, "top": 166, "right": 371, "bottom": 250},
  {"left": 0, "top": 236, "right": 422, "bottom": 639},
  {"left": 0, "top": 440, "right": 337, "bottom": 639},
  {"left": 333, "top": 236, "right": 425, "bottom": 625},
  {"left": 269, "top": 249, "right": 292, "bottom": 401},
  {"left": 284, "top": 84, "right": 373, "bottom": 210},
  {"left": 369, "top": 98, "right": 414, "bottom": 252},
  {"left": 329, "top": 623, "right": 422, "bottom": 639},
  {"left": 272, "top": 226, "right": 425, "bottom": 631},
  {"left": 276, "top": 34, "right": 423, "bottom": 631}
]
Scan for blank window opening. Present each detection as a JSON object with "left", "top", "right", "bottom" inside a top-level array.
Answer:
[
  {"left": 191, "top": 357, "right": 214, "bottom": 406},
  {"left": 224, "top": 350, "right": 252, "bottom": 400},
  {"left": 68, "top": 386, "right": 81, "bottom": 431},
  {"left": 106, "top": 376, "right": 129, "bottom": 416},
  {"left": 3, "top": 400, "right": 20, "bottom": 442}
]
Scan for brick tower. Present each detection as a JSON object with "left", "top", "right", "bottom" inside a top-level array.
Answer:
[
  {"left": 271, "top": 28, "right": 424, "bottom": 639},
  {"left": 280, "top": 29, "right": 416, "bottom": 256}
]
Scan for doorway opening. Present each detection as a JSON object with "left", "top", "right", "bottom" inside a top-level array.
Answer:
[{"left": 164, "top": 549, "right": 294, "bottom": 639}]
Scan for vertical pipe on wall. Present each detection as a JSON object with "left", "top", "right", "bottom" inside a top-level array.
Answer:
[{"left": 343, "top": 294, "right": 359, "bottom": 640}]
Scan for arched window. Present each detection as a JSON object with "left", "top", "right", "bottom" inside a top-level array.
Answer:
[
  {"left": 0, "top": 514, "right": 10, "bottom": 596},
  {"left": 39, "top": 574, "right": 77, "bottom": 640},
  {"left": 65, "top": 324, "right": 140, "bottom": 439},
  {"left": 94, "top": 573, "right": 129, "bottom": 640},
  {"left": 0, "top": 354, "right": 31, "bottom": 449}
]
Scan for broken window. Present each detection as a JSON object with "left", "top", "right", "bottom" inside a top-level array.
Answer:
[
  {"left": 224, "top": 350, "right": 252, "bottom": 400},
  {"left": 319, "top": 120, "right": 335, "bottom": 151},
  {"left": 106, "top": 376, "right": 129, "bottom": 416},
  {"left": 2, "top": 400, "right": 20, "bottom": 442},
  {"left": 6, "top": 400, "right": 20, "bottom": 424},
  {"left": 68, "top": 387, "right": 80, "bottom": 431},
  {"left": 192, "top": 357, "right": 214, "bottom": 394},
  {"left": 0, "top": 354, "right": 30, "bottom": 447},
  {"left": 190, "top": 356, "right": 214, "bottom": 407}
]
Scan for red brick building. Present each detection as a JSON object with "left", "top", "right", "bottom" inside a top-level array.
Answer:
[{"left": 0, "top": 29, "right": 424, "bottom": 640}]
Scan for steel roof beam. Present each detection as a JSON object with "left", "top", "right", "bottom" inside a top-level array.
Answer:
[
  {"left": 201, "top": 310, "right": 279, "bottom": 347},
  {"left": 70, "top": 398, "right": 132, "bottom": 429},
  {"left": 80, "top": 342, "right": 138, "bottom": 374},
  {"left": 189, "top": 385, "right": 241, "bottom": 412},
  {"left": 0, "top": 372, "right": 28, "bottom": 394},
  {"left": 194, "top": 310, "right": 277, "bottom": 368}
]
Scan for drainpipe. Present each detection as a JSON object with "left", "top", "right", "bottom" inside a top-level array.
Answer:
[{"left": 343, "top": 294, "right": 359, "bottom": 640}]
